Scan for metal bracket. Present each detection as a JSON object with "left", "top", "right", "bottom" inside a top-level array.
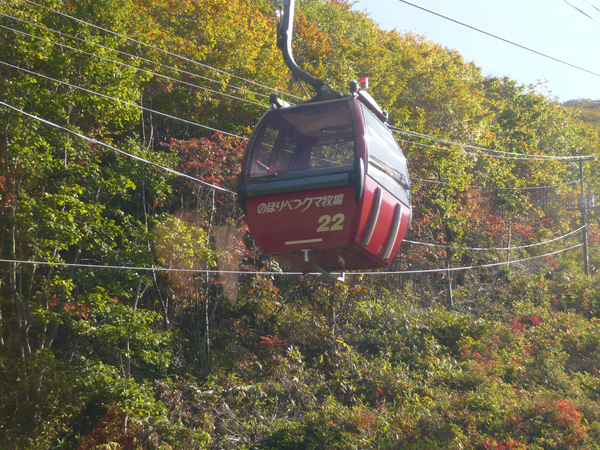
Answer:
[
  {"left": 303, "top": 250, "right": 345, "bottom": 283},
  {"left": 277, "top": 0, "right": 340, "bottom": 100}
]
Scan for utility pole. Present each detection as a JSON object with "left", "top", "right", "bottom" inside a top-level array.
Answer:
[
  {"left": 579, "top": 159, "right": 590, "bottom": 277},
  {"left": 567, "top": 157, "right": 595, "bottom": 277}
]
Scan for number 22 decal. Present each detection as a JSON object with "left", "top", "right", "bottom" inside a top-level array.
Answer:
[{"left": 317, "top": 214, "right": 345, "bottom": 232}]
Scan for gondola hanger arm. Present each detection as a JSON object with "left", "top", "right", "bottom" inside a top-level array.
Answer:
[
  {"left": 277, "top": 0, "right": 340, "bottom": 100},
  {"left": 303, "top": 250, "right": 346, "bottom": 283}
]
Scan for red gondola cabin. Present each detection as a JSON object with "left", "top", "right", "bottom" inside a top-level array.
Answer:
[{"left": 237, "top": 92, "right": 411, "bottom": 273}]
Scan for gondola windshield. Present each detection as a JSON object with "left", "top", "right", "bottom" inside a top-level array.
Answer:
[{"left": 246, "top": 99, "right": 356, "bottom": 180}]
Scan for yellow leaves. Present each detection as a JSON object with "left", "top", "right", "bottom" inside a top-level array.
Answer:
[
  {"left": 349, "top": 285, "right": 369, "bottom": 299},
  {"left": 335, "top": 338, "right": 350, "bottom": 349},
  {"left": 153, "top": 215, "right": 216, "bottom": 271}
]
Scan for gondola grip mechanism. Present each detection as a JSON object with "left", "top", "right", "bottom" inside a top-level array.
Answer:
[{"left": 277, "top": 0, "right": 340, "bottom": 100}]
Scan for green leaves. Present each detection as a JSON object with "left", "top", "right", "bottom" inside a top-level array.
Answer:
[
  {"left": 2, "top": 0, "right": 600, "bottom": 447},
  {"left": 72, "top": 290, "right": 173, "bottom": 370},
  {"left": 153, "top": 215, "right": 216, "bottom": 270}
]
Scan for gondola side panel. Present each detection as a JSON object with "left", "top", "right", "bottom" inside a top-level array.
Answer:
[
  {"left": 353, "top": 176, "right": 411, "bottom": 264},
  {"left": 245, "top": 186, "right": 356, "bottom": 255}
]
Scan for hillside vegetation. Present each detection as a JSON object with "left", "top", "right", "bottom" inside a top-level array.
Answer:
[
  {"left": 564, "top": 99, "right": 600, "bottom": 135},
  {"left": 2, "top": 0, "right": 600, "bottom": 448}
]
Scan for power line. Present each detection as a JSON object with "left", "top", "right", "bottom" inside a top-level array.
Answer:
[
  {"left": 396, "top": 0, "right": 600, "bottom": 79},
  {"left": 411, "top": 176, "right": 580, "bottom": 191},
  {"left": 398, "top": 137, "right": 586, "bottom": 162},
  {"left": 563, "top": 0, "right": 600, "bottom": 24},
  {"left": 366, "top": 244, "right": 582, "bottom": 276},
  {"left": 0, "top": 60, "right": 247, "bottom": 140},
  {"left": 0, "top": 23, "right": 268, "bottom": 109},
  {"left": 0, "top": 101, "right": 237, "bottom": 195},
  {"left": 19, "top": 0, "right": 304, "bottom": 102},
  {"left": 585, "top": 0, "right": 600, "bottom": 14},
  {"left": 405, "top": 225, "right": 585, "bottom": 252},
  {"left": 0, "top": 243, "right": 582, "bottom": 276},
  {"left": 0, "top": 12, "right": 273, "bottom": 102},
  {"left": 393, "top": 127, "right": 594, "bottom": 161}
]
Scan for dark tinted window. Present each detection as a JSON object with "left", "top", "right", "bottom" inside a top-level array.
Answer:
[
  {"left": 247, "top": 101, "right": 356, "bottom": 179},
  {"left": 363, "top": 106, "right": 410, "bottom": 205}
]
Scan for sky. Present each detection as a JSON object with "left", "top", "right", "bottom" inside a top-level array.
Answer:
[{"left": 352, "top": 0, "right": 600, "bottom": 102}]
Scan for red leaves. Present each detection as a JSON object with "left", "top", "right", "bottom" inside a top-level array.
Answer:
[
  {"left": 164, "top": 133, "right": 245, "bottom": 192},
  {"left": 78, "top": 410, "right": 137, "bottom": 450},
  {"left": 49, "top": 297, "right": 90, "bottom": 319},
  {"left": 510, "top": 314, "right": 543, "bottom": 334},
  {"left": 553, "top": 399, "right": 584, "bottom": 430},
  {"left": 260, "top": 335, "right": 287, "bottom": 347},
  {"left": 48, "top": 296, "right": 60, "bottom": 308},
  {"left": 478, "top": 437, "right": 522, "bottom": 450}
]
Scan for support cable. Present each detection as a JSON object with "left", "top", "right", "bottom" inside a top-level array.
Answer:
[
  {"left": 411, "top": 176, "right": 581, "bottom": 191},
  {"left": 396, "top": 0, "right": 600, "bottom": 79},
  {"left": 0, "top": 12, "right": 273, "bottom": 101},
  {"left": 0, "top": 60, "right": 247, "bottom": 140},
  {"left": 393, "top": 127, "right": 594, "bottom": 161},
  {"left": 2, "top": 97, "right": 583, "bottom": 267},
  {"left": 366, "top": 244, "right": 582, "bottom": 275},
  {"left": 19, "top": 0, "right": 304, "bottom": 101},
  {"left": 1, "top": 60, "right": 585, "bottom": 191},
  {"left": 0, "top": 100, "right": 236, "bottom": 194},
  {"left": 2, "top": 18, "right": 591, "bottom": 161},
  {"left": 0, "top": 243, "right": 581, "bottom": 276},
  {"left": 0, "top": 24, "right": 268, "bottom": 109},
  {"left": 405, "top": 225, "right": 585, "bottom": 251}
]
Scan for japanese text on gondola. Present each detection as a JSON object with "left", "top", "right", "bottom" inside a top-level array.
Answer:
[{"left": 257, "top": 194, "right": 344, "bottom": 214}]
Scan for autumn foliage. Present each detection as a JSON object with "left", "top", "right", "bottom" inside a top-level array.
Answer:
[{"left": 1, "top": 0, "right": 600, "bottom": 448}]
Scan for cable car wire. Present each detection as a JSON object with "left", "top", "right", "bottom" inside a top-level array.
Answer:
[
  {"left": 3, "top": 13, "right": 592, "bottom": 162},
  {"left": 585, "top": 0, "right": 600, "bottom": 14},
  {"left": 0, "top": 24, "right": 268, "bottom": 109},
  {"left": 396, "top": 0, "right": 600, "bottom": 79},
  {"left": 2, "top": 54, "right": 585, "bottom": 192},
  {"left": 0, "top": 242, "right": 582, "bottom": 276},
  {"left": 0, "top": 101, "right": 587, "bottom": 275},
  {"left": 18, "top": 0, "right": 304, "bottom": 102},
  {"left": 364, "top": 243, "right": 582, "bottom": 276},
  {"left": 0, "top": 60, "right": 248, "bottom": 140},
  {"left": 0, "top": 100, "right": 236, "bottom": 195},
  {"left": 411, "top": 176, "right": 580, "bottom": 191},
  {"left": 0, "top": 12, "right": 273, "bottom": 102},
  {"left": 563, "top": 0, "right": 600, "bottom": 24},
  {"left": 404, "top": 225, "right": 585, "bottom": 252},
  {"left": 392, "top": 126, "right": 594, "bottom": 161},
  {"left": 3, "top": 62, "right": 584, "bottom": 237},
  {"left": 394, "top": 127, "right": 522, "bottom": 158},
  {"left": 3, "top": 3, "right": 593, "bottom": 281},
  {"left": 397, "top": 137, "right": 582, "bottom": 161}
]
